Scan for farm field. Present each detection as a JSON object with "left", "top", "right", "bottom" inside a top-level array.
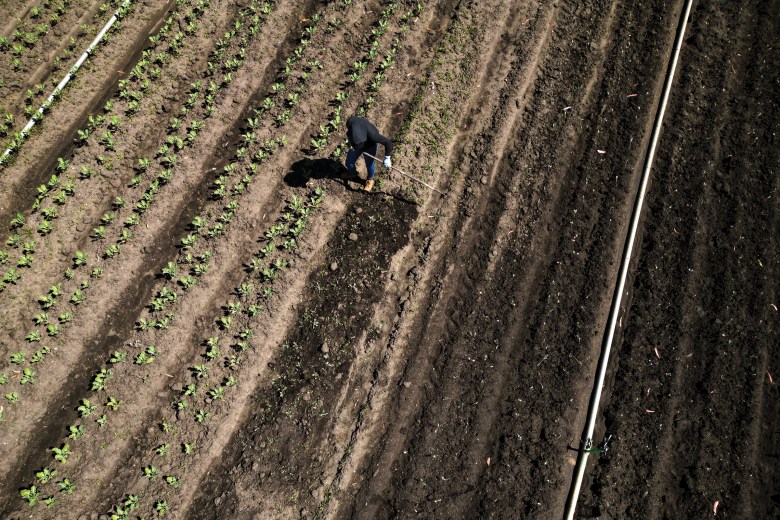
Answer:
[{"left": 0, "top": 0, "right": 777, "bottom": 518}]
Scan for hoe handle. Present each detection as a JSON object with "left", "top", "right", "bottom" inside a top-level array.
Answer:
[{"left": 361, "top": 152, "right": 445, "bottom": 195}]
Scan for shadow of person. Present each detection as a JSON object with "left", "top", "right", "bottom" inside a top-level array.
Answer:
[
  {"left": 284, "top": 157, "right": 422, "bottom": 205},
  {"left": 284, "top": 158, "right": 348, "bottom": 188}
]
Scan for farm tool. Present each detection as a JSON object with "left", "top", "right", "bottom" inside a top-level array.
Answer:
[{"left": 361, "top": 152, "right": 446, "bottom": 195}]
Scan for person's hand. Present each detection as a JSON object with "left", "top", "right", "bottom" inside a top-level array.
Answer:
[{"left": 384, "top": 156, "right": 392, "bottom": 169}]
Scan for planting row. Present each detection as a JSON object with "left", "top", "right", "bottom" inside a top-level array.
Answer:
[
  {"left": 0, "top": 0, "right": 134, "bottom": 163},
  {"left": 0, "top": 0, "right": 276, "bottom": 399}
]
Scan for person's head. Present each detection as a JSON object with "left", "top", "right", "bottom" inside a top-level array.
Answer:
[{"left": 347, "top": 115, "right": 362, "bottom": 149}]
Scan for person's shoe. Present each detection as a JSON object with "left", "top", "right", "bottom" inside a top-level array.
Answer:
[{"left": 363, "top": 179, "right": 375, "bottom": 192}]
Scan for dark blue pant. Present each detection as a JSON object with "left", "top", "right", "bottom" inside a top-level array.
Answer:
[{"left": 346, "top": 144, "right": 378, "bottom": 180}]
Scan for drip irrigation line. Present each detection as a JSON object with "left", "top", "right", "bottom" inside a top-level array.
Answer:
[
  {"left": 562, "top": 0, "right": 694, "bottom": 518},
  {"left": 1, "top": 0, "right": 133, "bottom": 165}
]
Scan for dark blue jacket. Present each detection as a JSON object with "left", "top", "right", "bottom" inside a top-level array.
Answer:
[{"left": 347, "top": 116, "right": 393, "bottom": 156}]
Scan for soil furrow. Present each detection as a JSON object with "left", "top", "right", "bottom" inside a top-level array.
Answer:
[{"left": 581, "top": 0, "right": 780, "bottom": 518}]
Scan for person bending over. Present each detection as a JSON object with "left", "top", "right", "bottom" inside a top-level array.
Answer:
[{"left": 345, "top": 115, "right": 393, "bottom": 192}]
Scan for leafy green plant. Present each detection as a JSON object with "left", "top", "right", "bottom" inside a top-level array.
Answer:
[
  {"left": 77, "top": 399, "right": 96, "bottom": 417},
  {"left": 162, "top": 262, "right": 177, "bottom": 278},
  {"left": 155, "top": 500, "right": 169, "bottom": 516},
  {"left": 192, "top": 364, "right": 209, "bottom": 379},
  {"left": 155, "top": 444, "right": 169, "bottom": 456},
  {"left": 20, "top": 485, "right": 40, "bottom": 506},
  {"left": 183, "top": 442, "right": 194, "bottom": 455},
  {"left": 91, "top": 368, "right": 112, "bottom": 391},
  {"left": 58, "top": 478, "right": 75, "bottom": 494},
  {"left": 70, "top": 289, "right": 86, "bottom": 304},
  {"left": 110, "top": 351, "right": 127, "bottom": 363},
  {"left": 73, "top": 251, "right": 88, "bottom": 267},
  {"left": 165, "top": 475, "right": 180, "bottom": 489},
  {"left": 20, "top": 368, "right": 36, "bottom": 385},
  {"left": 68, "top": 425, "right": 84, "bottom": 439},
  {"left": 5, "top": 392, "right": 19, "bottom": 403},
  {"left": 143, "top": 465, "right": 160, "bottom": 480},
  {"left": 194, "top": 409, "right": 211, "bottom": 423},
  {"left": 106, "top": 396, "right": 122, "bottom": 410},
  {"left": 51, "top": 444, "right": 71, "bottom": 464},
  {"left": 35, "top": 467, "right": 58, "bottom": 484},
  {"left": 26, "top": 330, "right": 42, "bottom": 342},
  {"left": 30, "top": 347, "right": 51, "bottom": 364}
]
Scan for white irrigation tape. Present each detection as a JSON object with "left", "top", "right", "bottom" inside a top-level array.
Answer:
[
  {"left": 562, "top": 0, "right": 694, "bottom": 518},
  {"left": 0, "top": 0, "right": 133, "bottom": 165}
]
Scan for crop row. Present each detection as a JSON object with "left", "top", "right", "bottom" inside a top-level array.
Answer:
[
  {"left": 0, "top": 0, "right": 206, "bottom": 278},
  {"left": 17, "top": 189, "right": 324, "bottom": 513},
  {"left": 1, "top": 0, "right": 77, "bottom": 66},
  {"left": 0, "top": 0, "right": 276, "bottom": 403},
  {"left": 0, "top": 0, "right": 135, "bottom": 163},
  {"left": 114, "top": 2, "right": 425, "bottom": 514},
  {"left": 0, "top": 0, "right": 126, "bottom": 138},
  {"left": 11, "top": 0, "right": 425, "bottom": 512}
]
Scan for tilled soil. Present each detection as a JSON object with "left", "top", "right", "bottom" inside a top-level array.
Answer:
[{"left": 0, "top": 0, "right": 776, "bottom": 519}]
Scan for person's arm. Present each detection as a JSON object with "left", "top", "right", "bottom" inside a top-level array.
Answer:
[
  {"left": 367, "top": 126, "right": 393, "bottom": 168},
  {"left": 372, "top": 132, "right": 393, "bottom": 157}
]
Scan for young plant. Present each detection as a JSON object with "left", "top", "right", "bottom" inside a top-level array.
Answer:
[
  {"left": 20, "top": 485, "right": 40, "bottom": 506},
  {"left": 51, "top": 444, "right": 71, "bottom": 464},
  {"left": 77, "top": 399, "right": 96, "bottom": 417}
]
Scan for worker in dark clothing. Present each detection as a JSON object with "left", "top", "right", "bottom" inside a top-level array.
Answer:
[{"left": 345, "top": 115, "right": 393, "bottom": 192}]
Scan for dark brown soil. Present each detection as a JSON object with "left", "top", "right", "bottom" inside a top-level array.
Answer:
[{"left": 0, "top": 0, "right": 776, "bottom": 518}]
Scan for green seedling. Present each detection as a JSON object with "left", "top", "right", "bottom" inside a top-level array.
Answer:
[
  {"left": 165, "top": 475, "right": 180, "bottom": 489},
  {"left": 35, "top": 467, "right": 58, "bottom": 484},
  {"left": 96, "top": 414, "right": 107, "bottom": 428},
  {"left": 20, "top": 485, "right": 40, "bottom": 506},
  {"left": 5, "top": 392, "right": 19, "bottom": 403},
  {"left": 58, "top": 479, "right": 75, "bottom": 494},
  {"left": 68, "top": 425, "right": 84, "bottom": 439},
  {"left": 20, "top": 368, "right": 36, "bottom": 385},
  {"left": 143, "top": 465, "right": 160, "bottom": 480},
  {"left": 155, "top": 444, "right": 169, "bottom": 456},
  {"left": 91, "top": 368, "right": 112, "bottom": 391},
  {"left": 183, "top": 443, "right": 194, "bottom": 455},
  {"left": 106, "top": 396, "right": 122, "bottom": 410},
  {"left": 110, "top": 351, "right": 127, "bottom": 363},
  {"left": 26, "top": 330, "right": 42, "bottom": 342},
  {"left": 77, "top": 399, "right": 96, "bottom": 417},
  {"left": 194, "top": 410, "right": 211, "bottom": 423},
  {"left": 51, "top": 444, "right": 71, "bottom": 464}
]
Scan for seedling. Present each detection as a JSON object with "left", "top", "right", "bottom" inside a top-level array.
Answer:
[
  {"left": 110, "top": 351, "right": 127, "bottom": 363},
  {"left": 194, "top": 409, "right": 211, "bottom": 423},
  {"left": 20, "top": 485, "right": 40, "bottom": 506},
  {"left": 58, "top": 479, "right": 75, "bottom": 495},
  {"left": 155, "top": 500, "right": 169, "bottom": 516},
  {"left": 35, "top": 467, "right": 58, "bottom": 484},
  {"left": 155, "top": 443, "right": 170, "bottom": 456},
  {"left": 51, "top": 444, "right": 71, "bottom": 463},
  {"left": 183, "top": 442, "right": 194, "bottom": 455},
  {"left": 143, "top": 466, "right": 160, "bottom": 480},
  {"left": 91, "top": 368, "right": 112, "bottom": 391},
  {"left": 106, "top": 396, "right": 122, "bottom": 410},
  {"left": 68, "top": 425, "right": 84, "bottom": 439},
  {"left": 97, "top": 414, "right": 108, "bottom": 428},
  {"left": 77, "top": 399, "right": 96, "bottom": 417},
  {"left": 20, "top": 368, "right": 36, "bottom": 385},
  {"left": 5, "top": 392, "right": 19, "bottom": 403}
]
